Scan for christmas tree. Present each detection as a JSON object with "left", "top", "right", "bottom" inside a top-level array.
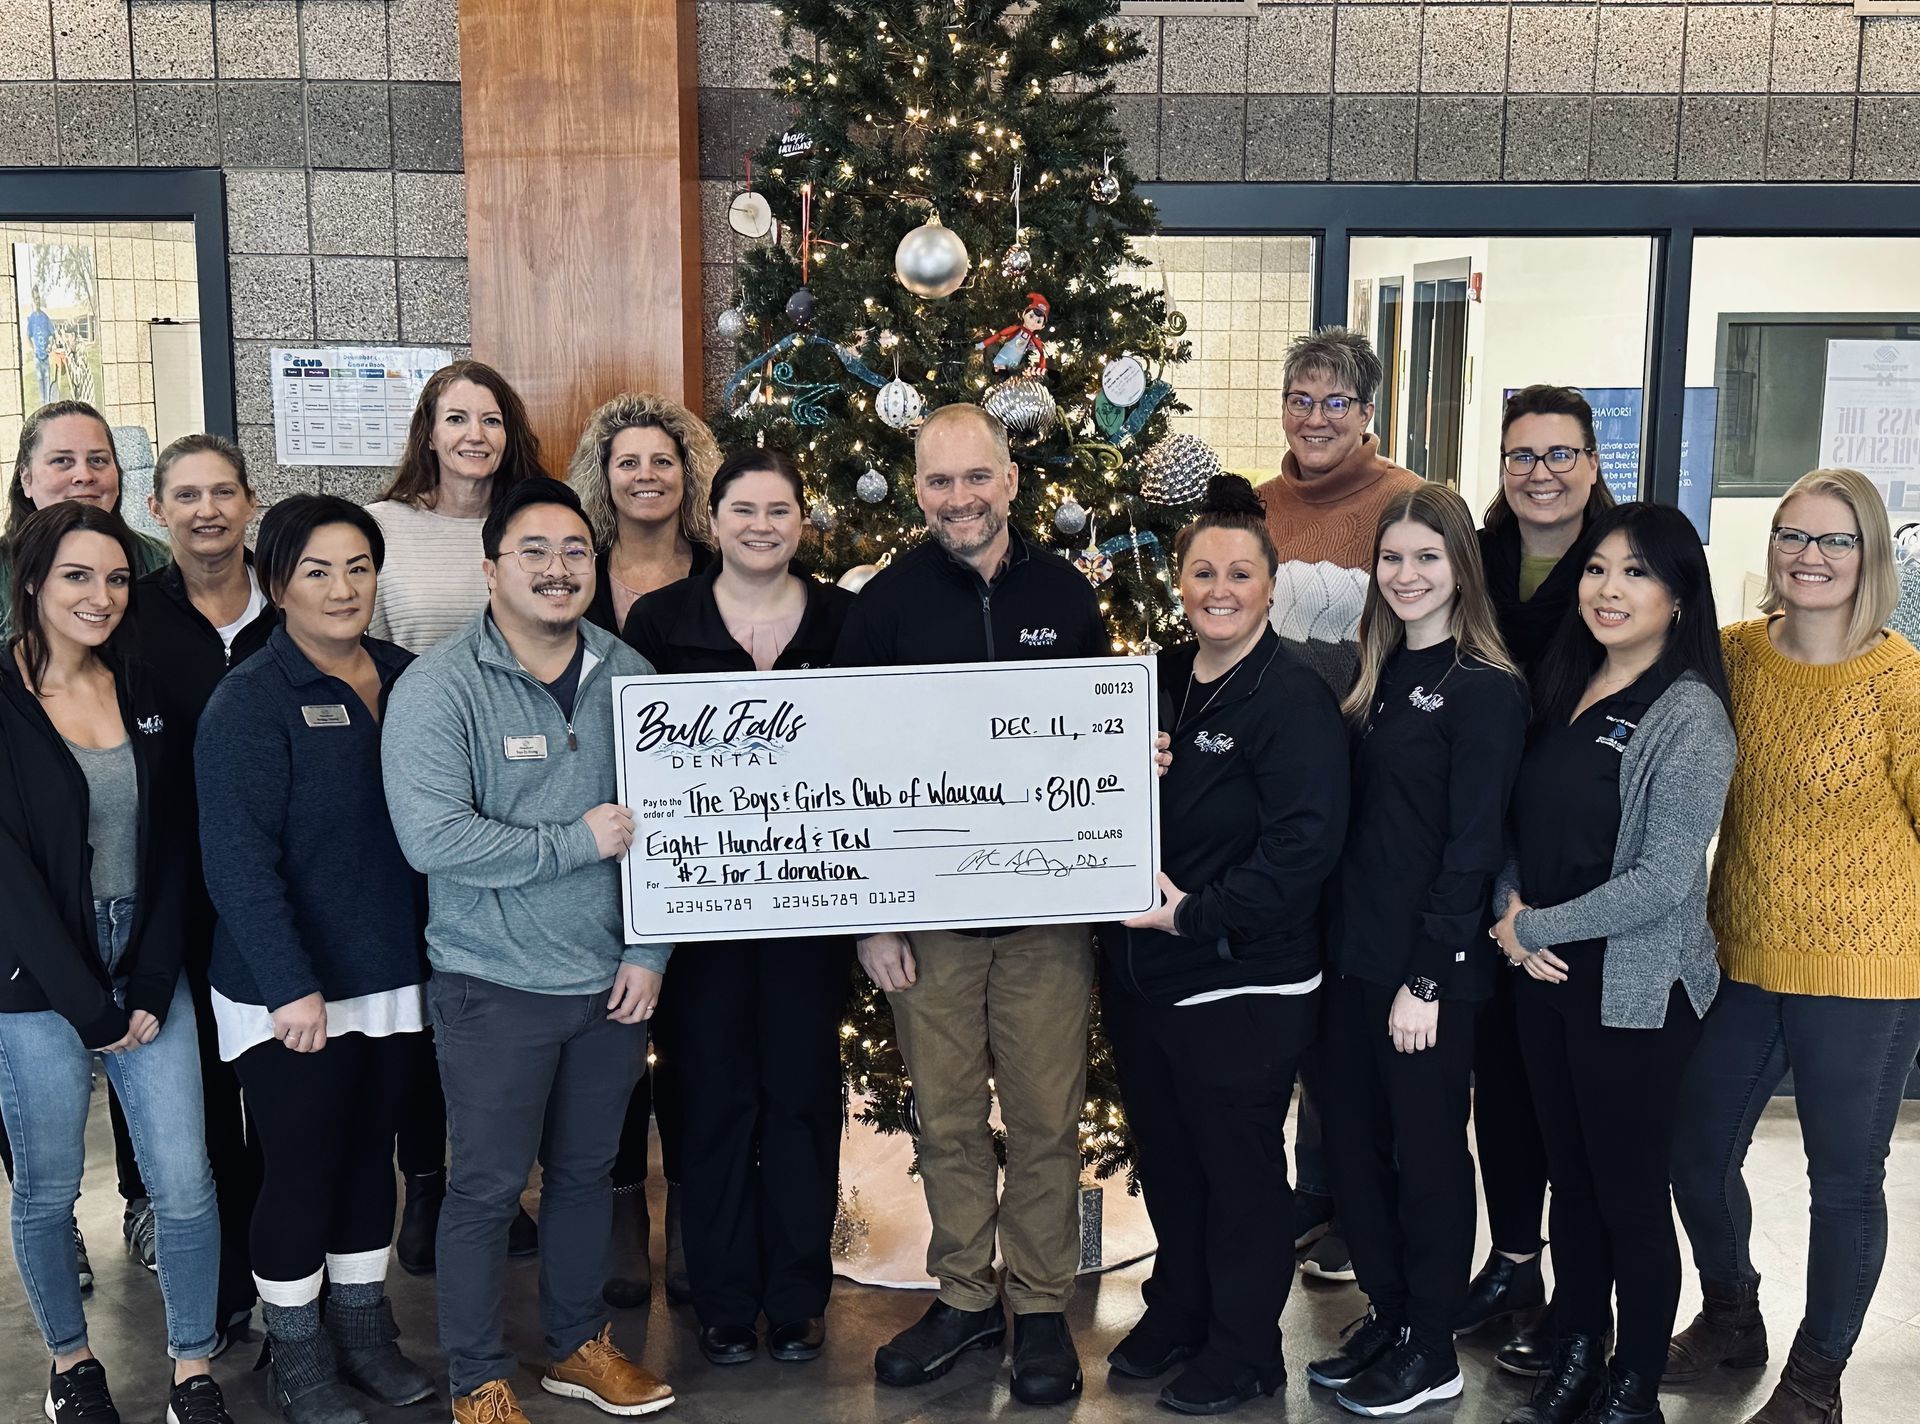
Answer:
[{"left": 711, "top": 0, "right": 1210, "bottom": 1181}]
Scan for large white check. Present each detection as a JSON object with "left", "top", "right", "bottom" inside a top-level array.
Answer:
[{"left": 612, "top": 656, "right": 1160, "bottom": 943}]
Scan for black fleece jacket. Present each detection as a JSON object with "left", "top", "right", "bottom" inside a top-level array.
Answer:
[
  {"left": 1479, "top": 519, "right": 1585, "bottom": 669},
  {"left": 623, "top": 563, "right": 853, "bottom": 674},
  {"left": 0, "top": 649, "right": 193, "bottom": 1047},
  {"left": 128, "top": 557, "right": 277, "bottom": 738},
  {"left": 1105, "top": 628, "right": 1350, "bottom": 1005}
]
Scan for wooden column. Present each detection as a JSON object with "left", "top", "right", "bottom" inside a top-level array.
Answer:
[{"left": 459, "top": 0, "right": 703, "bottom": 465}]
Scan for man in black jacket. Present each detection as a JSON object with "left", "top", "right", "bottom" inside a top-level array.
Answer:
[
  {"left": 127, "top": 433, "right": 274, "bottom": 1342},
  {"left": 834, "top": 405, "right": 1106, "bottom": 1407}
]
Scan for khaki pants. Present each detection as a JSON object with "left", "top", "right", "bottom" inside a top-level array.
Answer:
[{"left": 888, "top": 923, "right": 1095, "bottom": 1314}]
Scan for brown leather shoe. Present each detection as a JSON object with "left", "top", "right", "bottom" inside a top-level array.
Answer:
[
  {"left": 542, "top": 1324, "right": 675, "bottom": 1416},
  {"left": 452, "top": 1379, "right": 532, "bottom": 1424}
]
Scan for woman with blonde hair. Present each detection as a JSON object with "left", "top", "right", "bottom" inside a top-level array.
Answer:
[
  {"left": 566, "top": 391, "right": 719, "bottom": 1309},
  {"left": 566, "top": 391, "right": 719, "bottom": 637},
  {"left": 1309, "top": 484, "right": 1527, "bottom": 1417},
  {"left": 1667, "top": 468, "right": 1920, "bottom": 1424}
]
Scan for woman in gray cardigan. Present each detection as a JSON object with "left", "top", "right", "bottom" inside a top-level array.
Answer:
[{"left": 1489, "top": 504, "right": 1735, "bottom": 1424}]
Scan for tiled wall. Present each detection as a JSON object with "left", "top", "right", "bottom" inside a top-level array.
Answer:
[
  {"left": 0, "top": 0, "right": 470, "bottom": 505},
  {"left": 0, "top": 219, "right": 199, "bottom": 486}
]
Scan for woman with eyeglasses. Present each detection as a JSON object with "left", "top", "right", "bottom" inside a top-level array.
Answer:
[
  {"left": 1461, "top": 386, "right": 1617, "bottom": 1374},
  {"left": 1490, "top": 503, "right": 1734, "bottom": 1424},
  {"left": 1666, "top": 468, "right": 1920, "bottom": 1424}
]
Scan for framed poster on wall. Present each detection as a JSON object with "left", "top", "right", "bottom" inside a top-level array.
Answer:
[{"left": 15, "top": 241, "right": 103, "bottom": 412}]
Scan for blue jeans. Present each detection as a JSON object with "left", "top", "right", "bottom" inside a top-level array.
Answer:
[
  {"left": 0, "top": 897, "right": 219, "bottom": 1360},
  {"left": 1671, "top": 977, "right": 1920, "bottom": 1362}
]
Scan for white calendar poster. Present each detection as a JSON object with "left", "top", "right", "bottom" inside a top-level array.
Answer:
[{"left": 271, "top": 346, "right": 453, "bottom": 467}]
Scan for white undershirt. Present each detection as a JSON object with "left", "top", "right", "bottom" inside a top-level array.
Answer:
[
  {"left": 211, "top": 984, "right": 426, "bottom": 1062},
  {"left": 1176, "top": 972, "right": 1323, "bottom": 1007},
  {"left": 214, "top": 567, "right": 267, "bottom": 651}
]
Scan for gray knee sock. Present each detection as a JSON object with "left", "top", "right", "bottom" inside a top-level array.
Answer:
[
  {"left": 262, "top": 1297, "right": 322, "bottom": 1342},
  {"left": 329, "top": 1280, "right": 383, "bottom": 1310}
]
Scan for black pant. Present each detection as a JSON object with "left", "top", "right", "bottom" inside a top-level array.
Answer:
[
  {"left": 1106, "top": 984, "right": 1314, "bottom": 1381},
  {"left": 1516, "top": 958, "right": 1700, "bottom": 1381},
  {"left": 184, "top": 968, "right": 263, "bottom": 1322},
  {"left": 612, "top": 985, "right": 684, "bottom": 1190},
  {"left": 1474, "top": 968, "right": 1549, "bottom": 1256},
  {"left": 1322, "top": 975, "right": 1476, "bottom": 1359},
  {"left": 673, "top": 938, "right": 851, "bottom": 1326},
  {"left": 396, "top": 1028, "right": 448, "bottom": 1177},
  {"left": 237, "top": 1030, "right": 410, "bottom": 1285}
]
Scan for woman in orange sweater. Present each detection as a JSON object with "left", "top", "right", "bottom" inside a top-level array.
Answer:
[{"left": 1668, "top": 467, "right": 1920, "bottom": 1424}]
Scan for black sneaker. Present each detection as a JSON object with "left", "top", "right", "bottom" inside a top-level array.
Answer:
[
  {"left": 123, "top": 1197, "right": 157, "bottom": 1274},
  {"left": 73, "top": 1223, "right": 94, "bottom": 1292},
  {"left": 164, "top": 1375, "right": 235, "bottom": 1424},
  {"left": 1455, "top": 1251, "right": 1546, "bottom": 1337},
  {"left": 1158, "top": 1357, "right": 1284, "bottom": 1416},
  {"left": 1106, "top": 1310, "right": 1203, "bottom": 1380},
  {"left": 1308, "top": 1312, "right": 1407, "bottom": 1389},
  {"left": 1293, "top": 1189, "right": 1336, "bottom": 1251},
  {"left": 45, "top": 1358, "right": 120, "bottom": 1422},
  {"left": 1335, "top": 1340, "right": 1464, "bottom": 1416},
  {"left": 1301, "top": 1231, "right": 1358, "bottom": 1282},
  {"left": 874, "top": 1300, "right": 1006, "bottom": 1387}
]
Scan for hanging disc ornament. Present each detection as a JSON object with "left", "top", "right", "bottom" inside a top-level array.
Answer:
[
  {"left": 1090, "top": 152, "right": 1120, "bottom": 206},
  {"left": 785, "top": 286, "right": 817, "bottom": 328},
  {"left": 981, "top": 375, "right": 1057, "bottom": 437},
  {"left": 715, "top": 306, "right": 746, "bottom": 341},
  {"left": 894, "top": 214, "right": 971, "bottom": 299},
  {"left": 1139, "top": 432, "right": 1222, "bottom": 506},
  {"left": 728, "top": 190, "right": 773, "bottom": 239},
  {"left": 856, "top": 468, "right": 889, "bottom": 503},
  {"left": 1054, "top": 496, "right": 1088, "bottom": 536},
  {"left": 875, "top": 378, "right": 925, "bottom": 431},
  {"left": 1101, "top": 355, "right": 1148, "bottom": 408}
]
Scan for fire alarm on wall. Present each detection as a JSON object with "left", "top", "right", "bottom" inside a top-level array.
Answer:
[{"left": 1469, "top": 273, "right": 1483, "bottom": 303}]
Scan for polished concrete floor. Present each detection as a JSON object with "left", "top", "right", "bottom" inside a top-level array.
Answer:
[{"left": 3, "top": 1096, "right": 1917, "bottom": 1423}]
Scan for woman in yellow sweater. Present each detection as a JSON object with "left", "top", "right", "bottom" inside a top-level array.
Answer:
[{"left": 1667, "top": 467, "right": 1920, "bottom": 1424}]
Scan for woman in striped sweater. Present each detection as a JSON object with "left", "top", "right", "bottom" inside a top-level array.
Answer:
[{"left": 1668, "top": 468, "right": 1920, "bottom": 1424}]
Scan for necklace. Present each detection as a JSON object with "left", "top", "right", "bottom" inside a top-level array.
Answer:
[{"left": 1179, "top": 657, "right": 1244, "bottom": 727}]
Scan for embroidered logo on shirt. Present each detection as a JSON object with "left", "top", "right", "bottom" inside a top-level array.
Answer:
[
  {"left": 135, "top": 714, "right": 164, "bottom": 735},
  {"left": 1408, "top": 685, "right": 1446, "bottom": 713},
  {"left": 1018, "top": 627, "right": 1058, "bottom": 647},
  {"left": 1595, "top": 715, "right": 1638, "bottom": 754},
  {"left": 1194, "top": 730, "right": 1235, "bottom": 755}
]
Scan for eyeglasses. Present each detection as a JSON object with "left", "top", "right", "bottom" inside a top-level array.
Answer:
[
  {"left": 1283, "top": 393, "right": 1362, "bottom": 421},
  {"left": 1770, "top": 526, "right": 1862, "bottom": 558},
  {"left": 510, "top": 543, "right": 595, "bottom": 574},
  {"left": 1501, "top": 446, "right": 1592, "bottom": 477}
]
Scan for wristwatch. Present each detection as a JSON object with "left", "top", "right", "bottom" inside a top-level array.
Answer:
[{"left": 1406, "top": 976, "right": 1441, "bottom": 1003}]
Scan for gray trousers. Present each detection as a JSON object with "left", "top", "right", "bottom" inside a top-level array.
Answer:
[{"left": 428, "top": 970, "right": 648, "bottom": 1396}]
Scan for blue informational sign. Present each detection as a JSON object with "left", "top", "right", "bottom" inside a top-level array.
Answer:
[{"left": 1677, "top": 387, "right": 1717, "bottom": 544}]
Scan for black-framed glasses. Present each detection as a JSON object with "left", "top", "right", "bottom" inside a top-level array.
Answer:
[
  {"left": 1283, "top": 392, "right": 1362, "bottom": 421},
  {"left": 1770, "top": 526, "right": 1862, "bottom": 558},
  {"left": 1501, "top": 445, "right": 1592, "bottom": 476},
  {"left": 510, "top": 543, "right": 595, "bottom": 574}
]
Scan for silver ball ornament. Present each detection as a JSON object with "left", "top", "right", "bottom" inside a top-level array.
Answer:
[
  {"left": 1090, "top": 172, "right": 1120, "bottom": 205},
  {"left": 894, "top": 215, "right": 971, "bottom": 300},
  {"left": 875, "top": 378, "right": 925, "bottom": 431},
  {"left": 1000, "top": 244, "right": 1032, "bottom": 278},
  {"left": 1138, "top": 433, "right": 1222, "bottom": 506},
  {"left": 809, "top": 502, "right": 838, "bottom": 532},
  {"left": 715, "top": 306, "right": 746, "bottom": 341},
  {"left": 856, "top": 468, "right": 889, "bottom": 504},
  {"left": 980, "top": 375, "right": 1057, "bottom": 438},
  {"left": 1054, "top": 497, "right": 1088, "bottom": 536}
]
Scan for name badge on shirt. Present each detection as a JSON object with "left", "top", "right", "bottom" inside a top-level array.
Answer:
[
  {"left": 301, "top": 704, "right": 350, "bottom": 728},
  {"left": 504, "top": 734, "right": 548, "bottom": 761}
]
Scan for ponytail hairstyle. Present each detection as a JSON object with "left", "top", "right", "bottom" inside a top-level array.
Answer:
[
  {"left": 1342, "top": 483, "right": 1520, "bottom": 723},
  {"left": 1173, "top": 474, "right": 1278, "bottom": 574},
  {"left": 1531, "top": 501, "right": 1731, "bottom": 727}
]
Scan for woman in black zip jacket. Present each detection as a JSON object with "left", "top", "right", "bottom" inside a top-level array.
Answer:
[
  {"left": 0, "top": 501, "right": 237, "bottom": 1424},
  {"left": 1103, "top": 475, "right": 1349, "bottom": 1417},
  {"left": 618, "top": 447, "right": 856, "bottom": 1367},
  {"left": 1307, "top": 484, "right": 1527, "bottom": 1418}
]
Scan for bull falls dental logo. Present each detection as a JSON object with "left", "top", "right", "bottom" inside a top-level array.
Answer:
[
  {"left": 1194, "top": 730, "right": 1234, "bottom": 755},
  {"left": 631, "top": 697, "right": 805, "bottom": 768}
]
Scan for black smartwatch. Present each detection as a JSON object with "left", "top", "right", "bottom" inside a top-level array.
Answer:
[{"left": 1406, "top": 976, "right": 1441, "bottom": 1003}]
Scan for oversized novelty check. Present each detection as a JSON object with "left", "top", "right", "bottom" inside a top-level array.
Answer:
[{"left": 612, "top": 657, "right": 1160, "bottom": 942}]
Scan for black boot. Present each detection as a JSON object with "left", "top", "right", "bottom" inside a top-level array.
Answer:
[
  {"left": 1497, "top": 1306, "right": 1558, "bottom": 1378},
  {"left": 1744, "top": 1330, "right": 1844, "bottom": 1424},
  {"left": 1666, "top": 1277, "right": 1767, "bottom": 1383},
  {"left": 1501, "top": 1332, "right": 1608, "bottom": 1424},
  {"left": 261, "top": 1332, "right": 369, "bottom": 1424},
  {"left": 874, "top": 1300, "right": 1006, "bottom": 1387},
  {"left": 1457, "top": 1251, "right": 1547, "bottom": 1336},
  {"left": 601, "top": 1185, "right": 652, "bottom": 1309},
  {"left": 1010, "top": 1311, "right": 1082, "bottom": 1406},
  {"left": 325, "top": 1295, "right": 434, "bottom": 1407},
  {"left": 1581, "top": 1361, "right": 1663, "bottom": 1423},
  {"left": 394, "top": 1171, "right": 443, "bottom": 1277}
]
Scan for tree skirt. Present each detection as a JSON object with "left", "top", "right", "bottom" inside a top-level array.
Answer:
[{"left": 830, "top": 1094, "right": 1158, "bottom": 1289}]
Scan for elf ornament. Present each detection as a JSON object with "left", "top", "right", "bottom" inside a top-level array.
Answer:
[{"left": 979, "top": 292, "right": 1050, "bottom": 376}]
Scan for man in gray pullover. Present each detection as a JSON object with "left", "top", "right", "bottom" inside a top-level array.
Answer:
[{"left": 383, "top": 479, "right": 675, "bottom": 1423}]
